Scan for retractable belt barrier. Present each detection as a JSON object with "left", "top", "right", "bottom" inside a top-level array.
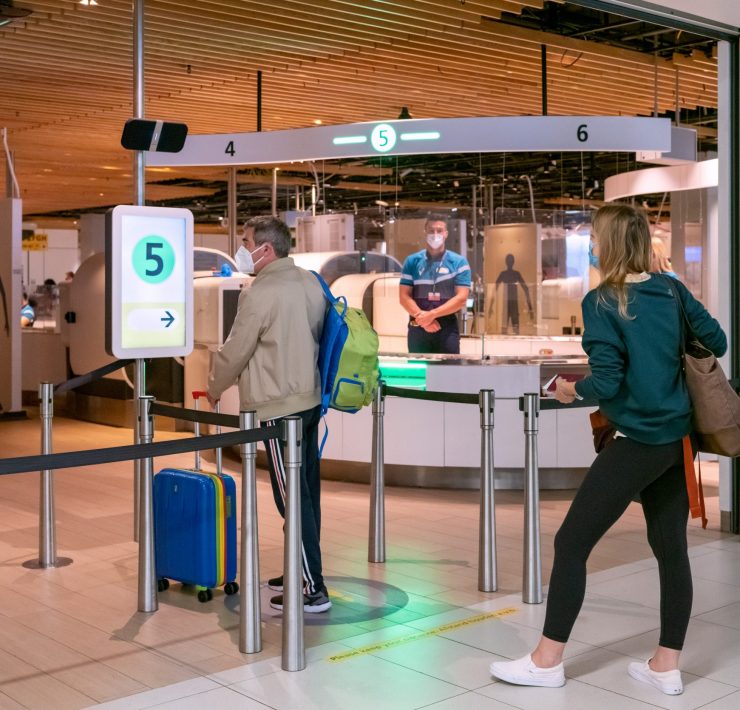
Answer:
[
  {"left": 54, "top": 358, "right": 134, "bottom": 394},
  {"left": 382, "top": 384, "right": 480, "bottom": 406},
  {"left": 143, "top": 399, "right": 306, "bottom": 672},
  {"left": 0, "top": 426, "right": 275, "bottom": 476},
  {"left": 372, "top": 381, "right": 498, "bottom": 593},
  {"left": 52, "top": 360, "right": 138, "bottom": 543},
  {"left": 526, "top": 397, "right": 598, "bottom": 411},
  {"left": 150, "top": 401, "right": 241, "bottom": 428},
  {"left": 0, "top": 393, "right": 306, "bottom": 672}
]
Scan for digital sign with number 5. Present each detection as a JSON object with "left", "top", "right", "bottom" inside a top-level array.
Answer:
[{"left": 106, "top": 205, "right": 194, "bottom": 358}]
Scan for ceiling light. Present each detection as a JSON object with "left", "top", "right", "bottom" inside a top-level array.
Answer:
[
  {"left": 0, "top": 1, "right": 32, "bottom": 27},
  {"left": 313, "top": 119, "right": 323, "bottom": 125},
  {"left": 79, "top": 0, "right": 98, "bottom": 6}
]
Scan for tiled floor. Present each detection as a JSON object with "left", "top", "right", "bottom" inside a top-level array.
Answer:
[{"left": 0, "top": 410, "right": 737, "bottom": 710}]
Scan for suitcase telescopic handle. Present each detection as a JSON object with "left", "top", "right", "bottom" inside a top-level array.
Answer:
[
  {"left": 193, "top": 391, "right": 203, "bottom": 470},
  {"left": 191, "top": 390, "right": 222, "bottom": 474}
]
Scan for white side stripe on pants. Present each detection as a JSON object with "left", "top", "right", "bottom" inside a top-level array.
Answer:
[{"left": 264, "top": 418, "right": 316, "bottom": 594}]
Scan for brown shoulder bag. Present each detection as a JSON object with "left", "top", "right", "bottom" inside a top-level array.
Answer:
[{"left": 666, "top": 276, "right": 740, "bottom": 457}]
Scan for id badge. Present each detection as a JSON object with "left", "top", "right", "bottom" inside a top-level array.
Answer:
[{"left": 428, "top": 292, "right": 441, "bottom": 302}]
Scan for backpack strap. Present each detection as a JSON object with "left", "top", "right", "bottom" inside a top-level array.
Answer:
[
  {"left": 318, "top": 416, "right": 329, "bottom": 458},
  {"left": 311, "top": 270, "right": 348, "bottom": 317},
  {"left": 310, "top": 270, "right": 337, "bottom": 304}
]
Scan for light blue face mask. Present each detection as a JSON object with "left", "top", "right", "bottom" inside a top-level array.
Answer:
[{"left": 588, "top": 241, "right": 600, "bottom": 270}]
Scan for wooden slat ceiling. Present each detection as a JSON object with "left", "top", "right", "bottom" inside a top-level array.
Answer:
[{"left": 0, "top": 0, "right": 718, "bottom": 221}]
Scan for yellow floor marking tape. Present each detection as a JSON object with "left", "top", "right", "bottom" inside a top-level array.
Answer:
[
  {"left": 328, "top": 607, "right": 518, "bottom": 663},
  {"left": 327, "top": 588, "right": 355, "bottom": 603}
]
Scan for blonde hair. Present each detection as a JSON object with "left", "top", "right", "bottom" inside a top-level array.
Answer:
[{"left": 592, "top": 204, "right": 652, "bottom": 319}]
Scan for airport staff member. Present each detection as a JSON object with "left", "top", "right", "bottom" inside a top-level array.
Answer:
[
  {"left": 207, "top": 216, "right": 331, "bottom": 614},
  {"left": 399, "top": 217, "right": 471, "bottom": 354}
]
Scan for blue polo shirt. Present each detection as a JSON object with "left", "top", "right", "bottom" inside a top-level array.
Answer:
[
  {"left": 400, "top": 249, "right": 471, "bottom": 315},
  {"left": 20, "top": 304, "right": 35, "bottom": 325}
]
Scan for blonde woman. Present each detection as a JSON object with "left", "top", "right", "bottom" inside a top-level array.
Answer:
[
  {"left": 490, "top": 204, "right": 726, "bottom": 695},
  {"left": 651, "top": 235, "right": 678, "bottom": 279}
]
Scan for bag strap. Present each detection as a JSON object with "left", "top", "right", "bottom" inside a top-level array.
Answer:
[
  {"left": 662, "top": 274, "right": 689, "bottom": 359},
  {"left": 669, "top": 278, "right": 707, "bottom": 528},
  {"left": 318, "top": 416, "right": 329, "bottom": 458},
  {"left": 682, "top": 435, "right": 707, "bottom": 529},
  {"left": 310, "top": 270, "right": 337, "bottom": 304},
  {"left": 311, "top": 269, "right": 348, "bottom": 317}
]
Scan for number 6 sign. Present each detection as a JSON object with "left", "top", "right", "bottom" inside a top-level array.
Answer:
[{"left": 106, "top": 205, "right": 194, "bottom": 358}]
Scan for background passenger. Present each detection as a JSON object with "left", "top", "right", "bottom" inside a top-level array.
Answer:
[
  {"left": 651, "top": 235, "right": 678, "bottom": 279},
  {"left": 20, "top": 293, "right": 36, "bottom": 327}
]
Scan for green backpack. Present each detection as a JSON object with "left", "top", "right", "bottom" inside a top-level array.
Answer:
[{"left": 312, "top": 271, "right": 380, "bottom": 414}]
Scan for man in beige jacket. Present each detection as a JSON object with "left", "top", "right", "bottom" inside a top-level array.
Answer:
[{"left": 207, "top": 216, "right": 331, "bottom": 612}]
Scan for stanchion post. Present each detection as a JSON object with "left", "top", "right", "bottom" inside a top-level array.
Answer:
[
  {"left": 478, "top": 389, "right": 497, "bottom": 592},
  {"left": 282, "top": 416, "right": 305, "bottom": 671},
  {"left": 23, "top": 383, "right": 72, "bottom": 570},
  {"left": 239, "top": 410, "right": 261, "bottom": 654},
  {"left": 522, "top": 392, "right": 542, "bottom": 604},
  {"left": 368, "top": 382, "right": 386, "bottom": 563},
  {"left": 39, "top": 382, "right": 56, "bottom": 567},
  {"left": 133, "top": 359, "right": 145, "bottom": 542},
  {"left": 137, "top": 395, "right": 158, "bottom": 613}
]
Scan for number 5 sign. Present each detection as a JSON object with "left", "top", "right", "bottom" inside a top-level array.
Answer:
[{"left": 106, "top": 205, "right": 194, "bottom": 358}]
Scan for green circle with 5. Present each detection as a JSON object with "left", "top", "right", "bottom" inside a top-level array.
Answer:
[{"left": 132, "top": 235, "right": 175, "bottom": 284}]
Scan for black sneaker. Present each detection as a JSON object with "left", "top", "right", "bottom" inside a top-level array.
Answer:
[
  {"left": 267, "top": 575, "right": 283, "bottom": 591},
  {"left": 270, "top": 588, "right": 332, "bottom": 613}
]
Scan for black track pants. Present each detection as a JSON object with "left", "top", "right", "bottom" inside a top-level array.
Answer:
[
  {"left": 542, "top": 437, "right": 691, "bottom": 650},
  {"left": 262, "top": 404, "right": 324, "bottom": 596}
]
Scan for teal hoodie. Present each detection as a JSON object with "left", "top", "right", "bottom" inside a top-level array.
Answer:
[{"left": 574, "top": 274, "right": 727, "bottom": 444}]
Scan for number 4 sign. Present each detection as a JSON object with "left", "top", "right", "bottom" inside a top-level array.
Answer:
[{"left": 105, "top": 205, "right": 194, "bottom": 358}]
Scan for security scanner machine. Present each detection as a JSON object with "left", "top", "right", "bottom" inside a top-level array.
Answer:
[
  {"left": 185, "top": 272, "right": 251, "bottom": 413},
  {"left": 290, "top": 250, "right": 402, "bottom": 285}
]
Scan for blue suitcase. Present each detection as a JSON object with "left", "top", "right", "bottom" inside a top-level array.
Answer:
[
  {"left": 153, "top": 469, "right": 238, "bottom": 602},
  {"left": 153, "top": 396, "right": 238, "bottom": 602}
]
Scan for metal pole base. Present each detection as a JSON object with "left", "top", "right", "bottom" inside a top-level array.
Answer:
[{"left": 22, "top": 556, "right": 73, "bottom": 569}]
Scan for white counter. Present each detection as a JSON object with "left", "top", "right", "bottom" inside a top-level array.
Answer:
[{"left": 319, "top": 358, "right": 596, "bottom": 488}]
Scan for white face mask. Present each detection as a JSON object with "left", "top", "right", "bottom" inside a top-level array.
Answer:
[
  {"left": 426, "top": 233, "right": 445, "bottom": 250},
  {"left": 234, "top": 245, "right": 254, "bottom": 274},
  {"left": 234, "top": 244, "right": 265, "bottom": 274}
]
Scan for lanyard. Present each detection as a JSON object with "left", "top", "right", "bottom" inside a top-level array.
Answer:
[{"left": 427, "top": 252, "right": 445, "bottom": 292}]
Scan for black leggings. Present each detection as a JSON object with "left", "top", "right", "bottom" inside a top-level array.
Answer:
[{"left": 543, "top": 437, "right": 691, "bottom": 651}]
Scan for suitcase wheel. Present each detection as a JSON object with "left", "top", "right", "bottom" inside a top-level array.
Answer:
[
  {"left": 224, "top": 582, "right": 239, "bottom": 595},
  {"left": 197, "top": 589, "right": 213, "bottom": 603},
  {"left": 157, "top": 578, "right": 170, "bottom": 592}
]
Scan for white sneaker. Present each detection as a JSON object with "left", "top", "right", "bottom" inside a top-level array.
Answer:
[
  {"left": 490, "top": 653, "right": 565, "bottom": 688},
  {"left": 628, "top": 660, "right": 683, "bottom": 695}
]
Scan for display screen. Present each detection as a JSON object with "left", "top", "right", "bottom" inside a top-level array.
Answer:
[
  {"left": 120, "top": 215, "right": 188, "bottom": 350},
  {"left": 106, "top": 205, "right": 193, "bottom": 359}
]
